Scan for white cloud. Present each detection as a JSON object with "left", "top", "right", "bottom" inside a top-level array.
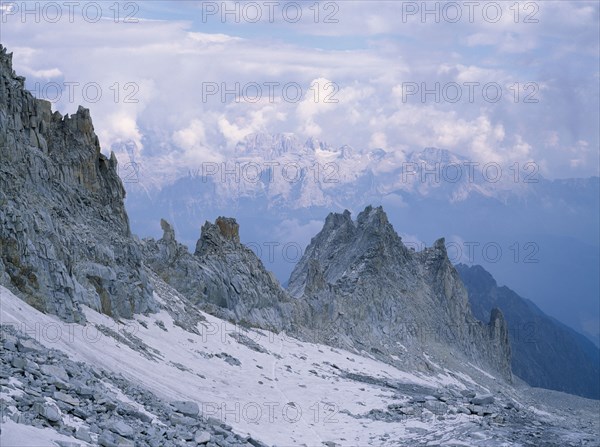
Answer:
[
  {"left": 173, "top": 119, "right": 207, "bottom": 151},
  {"left": 0, "top": 0, "right": 596, "bottom": 183}
]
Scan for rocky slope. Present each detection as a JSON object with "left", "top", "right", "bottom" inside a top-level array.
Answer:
[
  {"left": 3, "top": 284, "right": 600, "bottom": 447},
  {"left": 288, "top": 206, "right": 512, "bottom": 380},
  {"left": 0, "top": 323, "right": 258, "bottom": 447},
  {"left": 0, "top": 45, "right": 156, "bottom": 322},
  {"left": 457, "top": 264, "right": 600, "bottom": 399}
]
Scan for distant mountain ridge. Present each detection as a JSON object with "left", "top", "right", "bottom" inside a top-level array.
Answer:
[{"left": 457, "top": 264, "right": 600, "bottom": 399}]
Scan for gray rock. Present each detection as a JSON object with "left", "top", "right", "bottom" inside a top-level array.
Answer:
[
  {"left": 424, "top": 400, "right": 448, "bottom": 415},
  {"left": 0, "top": 44, "right": 157, "bottom": 322},
  {"left": 76, "top": 385, "right": 95, "bottom": 397},
  {"left": 471, "top": 394, "right": 495, "bottom": 406},
  {"left": 172, "top": 400, "right": 199, "bottom": 417},
  {"left": 11, "top": 356, "right": 28, "bottom": 369},
  {"left": 170, "top": 413, "right": 197, "bottom": 426},
  {"left": 40, "top": 364, "right": 70, "bottom": 383},
  {"left": 75, "top": 427, "right": 93, "bottom": 442},
  {"left": 35, "top": 401, "right": 62, "bottom": 422},
  {"left": 468, "top": 404, "right": 485, "bottom": 416},
  {"left": 460, "top": 390, "right": 476, "bottom": 398},
  {"left": 3, "top": 339, "right": 17, "bottom": 351},
  {"left": 55, "top": 441, "right": 82, "bottom": 447},
  {"left": 194, "top": 430, "right": 212, "bottom": 444},
  {"left": 98, "top": 430, "right": 135, "bottom": 447},
  {"left": 107, "top": 420, "right": 134, "bottom": 438},
  {"left": 53, "top": 391, "right": 80, "bottom": 406},
  {"left": 17, "top": 339, "right": 40, "bottom": 353}
]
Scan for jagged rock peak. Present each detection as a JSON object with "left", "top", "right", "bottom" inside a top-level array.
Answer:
[
  {"left": 0, "top": 45, "right": 16, "bottom": 77},
  {"left": 323, "top": 209, "right": 353, "bottom": 227},
  {"left": 160, "top": 219, "right": 176, "bottom": 242},
  {"left": 419, "top": 237, "right": 451, "bottom": 265},
  {"left": 356, "top": 205, "right": 395, "bottom": 232},
  {"left": 195, "top": 217, "right": 240, "bottom": 256},
  {"left": 322, "top": 206, "right": 396, "bottom": 236},
  {"left": 288, "top": 205, "right": 411, "bottom": 298}
]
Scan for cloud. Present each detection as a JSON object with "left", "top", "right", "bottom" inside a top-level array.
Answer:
[{"left": 0, "top": 0, "right": 597, "bottom": 186}]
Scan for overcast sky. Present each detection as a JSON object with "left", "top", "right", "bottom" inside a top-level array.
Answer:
[{"left": 1, "top": 1, "right": 598, "bottom": 180}]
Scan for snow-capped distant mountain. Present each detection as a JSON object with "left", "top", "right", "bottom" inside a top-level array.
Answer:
[{"left": 118, "top": 131, "right": 547, "bottom": 214}]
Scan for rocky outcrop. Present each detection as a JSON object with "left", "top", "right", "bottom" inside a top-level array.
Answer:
[
  {"left": 458, "top": 264, "right": 600, "bottom": 399},
  {"left": 143, "top": 218, "right": 295, "bottom": 331},
  {"left": 288, "top": 206, "right": 513, "bottom": 380},
  {"left": 0, "top": 45, "right": 156, "bottom": 321}
]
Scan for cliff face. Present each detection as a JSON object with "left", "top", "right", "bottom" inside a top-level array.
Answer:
[
  {"left": 288, "top": 206, "right": 513, "bottom": 380},
  {"left": 0, "top": 45, "right": 156, "bottom": 321}
]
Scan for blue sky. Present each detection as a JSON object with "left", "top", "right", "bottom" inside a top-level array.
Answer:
[{"left": 1, "top": 0, "right": 598, "bottom": 181}]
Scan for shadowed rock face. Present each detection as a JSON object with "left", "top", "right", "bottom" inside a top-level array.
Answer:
[
  {"left": 288, "top": 205, "right": 513, "bottom": 380},
  {"left": 0, "top": 45, "right": 156, "bottom": 322},
  {"left": 458, "top": 263, "right": 600, "bottom": 399}
]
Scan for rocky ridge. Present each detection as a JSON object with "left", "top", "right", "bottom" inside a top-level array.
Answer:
[
  {"left": 143, "top": 218, "right": 295, "bottom": 332},
  {"left": 144, "top": 206, "right": 512, "bottom": 382},
  {"left": 0, "top": 45, "right": 156, "bottom": 322},
  {"left": 288, "top": 206, "right": 512, "bottom": 380}
]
